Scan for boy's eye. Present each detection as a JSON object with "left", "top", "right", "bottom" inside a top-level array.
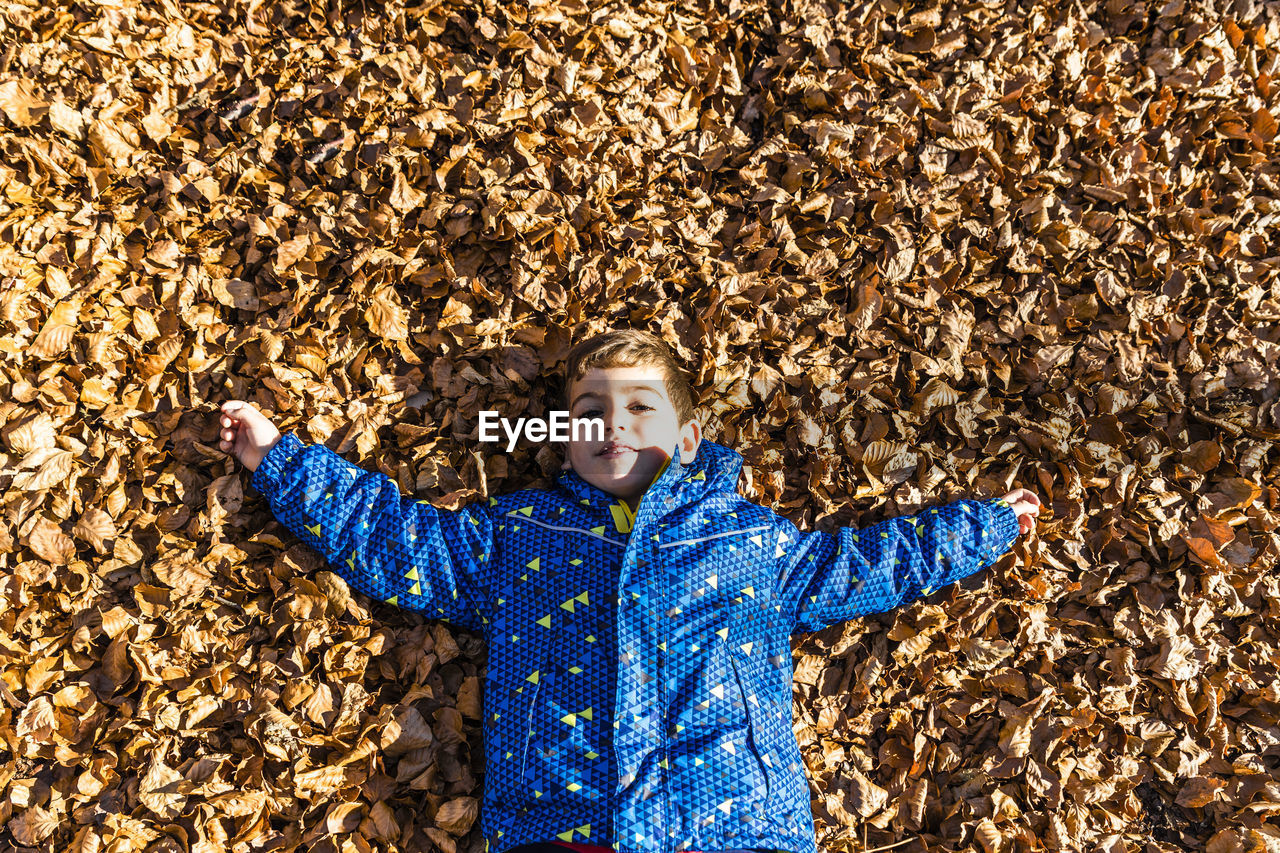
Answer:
[{"left": 576, "top": 404, "right": 652, "bottom": 417}]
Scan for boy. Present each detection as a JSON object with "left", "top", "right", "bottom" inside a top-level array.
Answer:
[{"left": 217, "top": 330, "right": 1041, "bottom": 853}]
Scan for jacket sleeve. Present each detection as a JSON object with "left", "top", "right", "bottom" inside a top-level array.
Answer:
[
  {"left": 771, "top": 497, "right": 1021, "bottom": 635},
  {"left": 248, "top": 431, "right": 496, "bottom": 636}
]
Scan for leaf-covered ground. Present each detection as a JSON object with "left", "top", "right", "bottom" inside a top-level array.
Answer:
[{"left": 1, "top": 0, "right": 1278, "bottom": 850}]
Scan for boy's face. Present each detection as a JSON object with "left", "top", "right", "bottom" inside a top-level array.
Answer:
[{"left": 564, "top": 364, "right": 702, "bottom": 509}]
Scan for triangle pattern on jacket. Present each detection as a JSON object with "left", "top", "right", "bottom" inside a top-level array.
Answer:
[{"left": 248, "top": 431, "right": 1023, "bottom": 853}]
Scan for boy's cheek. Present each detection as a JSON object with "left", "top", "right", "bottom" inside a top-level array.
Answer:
[
  {"left": 567, "top": 440, "right": 594, "bottom": 457},
  {"left": 563, "top": 443, "right": 583, "bottom": 470}
]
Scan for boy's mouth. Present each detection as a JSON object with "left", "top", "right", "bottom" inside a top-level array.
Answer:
[{"left": 598, "top": 442, "right": 635, "bottom": 458}]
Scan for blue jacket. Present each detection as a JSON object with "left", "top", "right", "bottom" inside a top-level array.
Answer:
[{"left": 250, "top": 432, "right": 1021, "bottom": 853}]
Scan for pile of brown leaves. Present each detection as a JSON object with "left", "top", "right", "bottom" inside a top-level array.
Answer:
[{"left": 1, "top": 0, "right": 1278, "bottom": 849}]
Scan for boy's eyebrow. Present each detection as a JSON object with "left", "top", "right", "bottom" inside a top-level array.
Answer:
[{"left": 570, "top": 384, "right": 665, "bottom": 408}]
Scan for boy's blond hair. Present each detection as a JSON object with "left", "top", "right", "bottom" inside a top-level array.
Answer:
[{"left": 563, "top": 329, "right": 697, "bottom": 426}]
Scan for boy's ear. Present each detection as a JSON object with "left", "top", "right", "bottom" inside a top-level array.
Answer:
[{"left": 678, "top": 419, "right": 702, "bottom": 464}]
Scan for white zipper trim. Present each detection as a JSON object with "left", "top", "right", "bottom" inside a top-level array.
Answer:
[
  {"left": 657, "top": 525, "right": 771, "bottom": 549},
  {"left": 504, "top": 511, "right": 626, "bottom": 547}
]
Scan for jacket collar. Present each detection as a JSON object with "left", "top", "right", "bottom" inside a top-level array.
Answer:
[{"left": 555, "top": 438, "right": 744, "bottom": 517}]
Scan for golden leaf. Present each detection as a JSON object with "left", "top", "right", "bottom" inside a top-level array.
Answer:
[
  {"left": 273, "top": 233, "right": 311, "bottom": 273},
  {"left": 30, "top": 299, "right": 80, "bottom": 359},
  {"left": 87, "top": 118, "right": 139, "bottom": 167},
  {"left": 207, "top": 473, "right": 243, "bottom": 516},
  {"left": 1175, "top": 775, "right": 1225, "bottom": 808},
  {"left": 149, "top": 552, "right": 214, "bottom": 596},
  {"left": 845, "top": 765, "right": 888, "bottom": 818},
  {"left": 86, "top": 330, "right": 119, "bottom": 364},
  {"left": 975, "top": 817, "right": 1004, "bottom": 853},
  {"left": 999, "top": 711, "right": 1034, "bottom": 759},
  {"left": 48, "top": 100, "right": 86, "bottom": 139},
  {"left": 113, "top": 535, "right": 144, "bottom": 566},
  {"left": 912, "top": 376, "right": 960, "bottom": 418},
  {"left": 315, "top": 570, "right": 353, "bottom": 616},
  {"left": 324, "top": 801, "right": 364, "bottom": 832},
  {"left": 8, "top": 805, "right": 59, "bottom": 846},
  {"left": 382, "top": 705, "right": 435, "bottom": 755},
  {"left": 3, "top": 411, "right": 55, "bottom": 453},
  {"left": 390, "top": 171, "right": 427, "bottom": 213},
  {"left": 797, "top": 417, "right": 824, "bottom": 447},
  {"left": 100, "top": 606, "right": 134, "bottom": 639},
  {"left": 26, "top": 516, "right": 75, "bottom": 564},
  {"left": 208, "top": 789, "right": 268, "bottom": 817},
  {"left": 896, "top": 630, "right": 937, "bottom": 662},
  {"left": 138, "top": 758, "right": 186, "bottom": 821},
  {"left": 0, "top": 80, "right": 44, "bottom": 127},
  {"left": 1204, "top": 477, "right": 1261, "bottom": 513},
  {"left": 959, "top": 637, "right": 1015, "bottom": 668},
  {"left": 303, "top": 682, "right": 338, "bottom": 726},
  {"left": 899, "top": 776, "right": 927, "bottom": 829},
  {"left": 1152, "top": 635, "right": 1201, "bottom": 681},
  {"left": 140, "top": 108, "right": 172, "bottom": 143},
  {"left": 12, "top": 447, "right": 73, "bottom": 492},
  {"left": 139, "top": 335, "right": 182, "bottom": 379},
  {"left": 366, "top": 290, "right": 410, "bottom": 341},
  {"left": 296, "top": 765, "right": 347, "bottom": 795},
  {"left": 862, "top": 439, "right": 904, "bottom": 467},
  {"left": 16, "top": 695, "right": 57, "bottom": 739},
  {"left": 132, "top": 307, "right": 160, "bottom": 342},
  {"left": 80, "top": 376, "right": 116, "bottom": 409},
  {"left": 1183, "top": 535, "right": 1227, "bottom": 571},
  {"left": 435, "top": 797, "right": 479, "bottom": 835},
  {"left": 106, "top": 483, "right": 130, "bottom": 520}
]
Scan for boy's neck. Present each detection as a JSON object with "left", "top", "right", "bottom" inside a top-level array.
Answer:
[
  {"left": 610, "top": 494, "right": 639, "bottom": 514},
  {"left": 594, "top": 455, "right": 677, "bottom": 515}
]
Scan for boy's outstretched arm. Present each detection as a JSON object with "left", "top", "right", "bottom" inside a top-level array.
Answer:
[
  {"left": 770, "top": 497, "right": 1021, "bottom": 634},
  {"left": 249, "top": 431, "right": 497, "bottom": 636}
]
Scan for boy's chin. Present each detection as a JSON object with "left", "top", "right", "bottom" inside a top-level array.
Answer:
[{"left": 585, "top": 472, "right": 639, "bottom": 493}]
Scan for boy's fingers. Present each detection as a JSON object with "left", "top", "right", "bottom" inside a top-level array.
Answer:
[{"left": 1011, "top": 501, "right": 1040, "bottom": 520}]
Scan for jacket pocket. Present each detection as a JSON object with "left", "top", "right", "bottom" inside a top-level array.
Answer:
[
  {"left": 518, "top": 667, "right": 550, "bottom": 794},
  {"left": 727, "top": 647, "right": 774, "bottom": 811},
  {"left": 492, "top": 666, "right": 548, "bottom": 809}
]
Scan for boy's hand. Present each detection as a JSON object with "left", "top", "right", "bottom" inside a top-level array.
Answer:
[
  {"left": 218, "top": 401, "right": 281, "bottom": 473},
  {"left": 1000, "top": 488, "right": 1042, "bottom": 535}
]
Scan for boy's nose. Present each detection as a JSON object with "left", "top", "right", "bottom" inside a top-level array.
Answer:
[
  {"left": 605, "top": 417, "right": 632, "bottom": 436},
  {"left": 603, "top": 413, "right": 627, "bottom": 433}
]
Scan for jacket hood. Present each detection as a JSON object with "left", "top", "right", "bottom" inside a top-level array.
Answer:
[{"left": 555, "top": 437, "right": 745, "bottom": 511}]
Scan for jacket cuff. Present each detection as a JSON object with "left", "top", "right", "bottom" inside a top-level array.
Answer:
[
  {"left": 250, "top": 431, "right": 305, "bottom": 496},
  {"left": 986, "top": 497, "right": 1021, "bottom": 552}
]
